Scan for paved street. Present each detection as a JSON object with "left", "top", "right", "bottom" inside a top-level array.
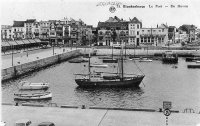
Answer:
[
  {"left": 1, "top": 47, "right": 78, "bottom": 69},
  {"left": 2, "top": 105, "right": 200, "bottom": 126}
]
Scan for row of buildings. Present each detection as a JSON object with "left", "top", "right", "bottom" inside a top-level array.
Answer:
[
  {"left": 1, "top": 18, "right": 95, "bottom": 46},
  {"left": 97, "top": 16, "right": 197, "bottom": 46},
  {"left": 1, "top": 16, "right": 198, "bottom": 47}
]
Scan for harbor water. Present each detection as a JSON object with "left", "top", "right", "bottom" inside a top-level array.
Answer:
[{"left": 2, "top": 57, "right": 200, "bottom": 111}]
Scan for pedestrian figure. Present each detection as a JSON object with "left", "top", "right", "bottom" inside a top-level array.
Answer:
[{"left": 63, "top": 48, "right": 65, "bottom": 52}]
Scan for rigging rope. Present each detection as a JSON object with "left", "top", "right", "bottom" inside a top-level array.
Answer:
[
  {"left": 133, "top": 60, "right": 145, "bottom": 75},
  {"left": 132, "top": 59, "right": 146, "bottom": 87}
]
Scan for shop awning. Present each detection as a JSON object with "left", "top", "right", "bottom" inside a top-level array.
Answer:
[
  {"left": 1, "top": 42, "right": 10, "bottom": 47},
  {"left": 22, "top": 40, "right": 31, "bottom": 44},
  {"left": 28, "top": 39, "right": 36, "bottom": 43},
  {"left": 15, "top": 40, "right": 25, "bottom": 45},
  {"left": 7, "top": 41, "right": 18, "bottom": 45},
  {"left": 35, "top": 39, "right": 42, "bottom": 43}
]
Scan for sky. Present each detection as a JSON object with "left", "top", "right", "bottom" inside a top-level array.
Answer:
[{"left": 0, "top": 0, "right": 200, "bottom": 28}]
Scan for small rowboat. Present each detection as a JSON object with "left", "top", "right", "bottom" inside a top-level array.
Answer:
[
  {"left": 19, "top": 81, "right": 49, "bottom": 90},
  {"left": 90, "top": 64, "right": 108, "bottom": 68},
  {"left": 14, "top": 92, "right": 52, "bottom": 100},
  {"left": 139, "top": 58, "right": 153, "bottom": 62}
]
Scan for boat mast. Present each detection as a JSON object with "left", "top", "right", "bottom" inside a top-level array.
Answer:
[
  {"left": 88, "top": 52, "right": 91, "bottom": 80},
  {"left": 121, "top": 42, "right": 124, "bottom": 81},
  {"left": 112, "top": 44, "right": 113, "bottom": 60},
  {"left": 125, "top": 41, "right": 126, "bottom": 58}
]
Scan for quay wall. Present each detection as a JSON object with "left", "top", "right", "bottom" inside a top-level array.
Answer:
[
  {"left": 1, "top": 50, "right": 81, "bottom": 81},
  {"left": 96, "top": 49, "right": 200, "bottom": 57}
]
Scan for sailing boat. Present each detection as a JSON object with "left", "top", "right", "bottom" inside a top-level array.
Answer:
[{"left": 74, "top": 43, "right": 145, "bottom": 87}]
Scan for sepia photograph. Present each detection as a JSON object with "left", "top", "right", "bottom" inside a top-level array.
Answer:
[{"left": 1, "top": 0, "right": 200, "bottom": 125}]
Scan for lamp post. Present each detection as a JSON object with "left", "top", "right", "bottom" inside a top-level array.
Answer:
[{"left": 11, "top": 45, "right": 14, "bottom": 66}]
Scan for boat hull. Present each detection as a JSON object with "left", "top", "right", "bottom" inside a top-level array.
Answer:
[
  {"left": 20, "top": 86, "right": 49, "bottom": 90},
  {"left": 19, "top": 82, "right": 49, "bottom": 90},
  {"left": 75, "top": 76, "right": 144, "bottom": 87},
  {"left": 103, "top": 59, "right": 118, "bottom": 63},
  {"left": 90, "top": 64, "right": 108, "bottom": 68},
  {"left": 162, "top": 58, "right": 178, "bottom": 63},
  {"left": 14, "top": 93, "right": 52, "bottom": 100},
  {"left": 139, "top": 59, "right": 152, "bottom": 62}
]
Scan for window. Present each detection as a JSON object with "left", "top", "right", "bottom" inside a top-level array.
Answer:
[
  {"left": 148, "top": 37, "right": 151, "bottom": 42},
  {"left": 137, "top": 31, "right": 139, "bottom": 35},
  {"left": 137, "top": 24, "right": 139, "bottom": 29},
  {"left": 162, "top": 29, "right": 164, "bottom": 32}
]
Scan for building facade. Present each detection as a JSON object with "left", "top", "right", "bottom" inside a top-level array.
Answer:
[
  {"left": 39, "top": 21, "right": 50, "bottom": 40},
  {"left": 97, "top": 16, "right": 168, "bottom": 46},
  {"left": 97, "top": 16, "right": 129, "bottom": 46},
  {"left": 128, "top": 17, "right": 142, "bottom": 46},
  {"left": 24, "top": 19, "right": 36, "bottom": 39},
  {"left": 1, "top": 25, "right": 12, "bottom": 40},
  {"left": 140, "top": 24, "right": 168, "bottom": 46},
  {"left": 179, "top": 25, "right": 196, "bottom": 43},
  {"left": 12, "top": 21, "right": 26, "bottom": 40}
]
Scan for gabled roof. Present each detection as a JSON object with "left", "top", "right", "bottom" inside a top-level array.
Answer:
[
  {"left": 158, "top": 23, "right": 168, "bottom": 28},
  {"left": 129, "top": 17, "right": 141, "bottom": 23},
  {"left": 25, "top": 19, "right": 36, "bottom": 23},
  {"left": 13, "top": 21, "right": 25, "bottom": 27},
  {"left": 105, "top": 16, "right": 122, "bottom": 22},
  {"left": 129, "top": 17, "right": 142, "bottom": 27}
]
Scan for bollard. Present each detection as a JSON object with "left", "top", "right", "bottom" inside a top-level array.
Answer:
[{"left": 81, "top": 105, "right": 86, "bottom": 109}]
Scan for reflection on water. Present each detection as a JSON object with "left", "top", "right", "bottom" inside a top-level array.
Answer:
[{"left": 74, "top": 87, "right": 145, "bottom": 108}]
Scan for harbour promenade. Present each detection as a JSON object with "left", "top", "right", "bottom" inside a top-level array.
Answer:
[
  {"left": 1, "top": 47, "right": 78, "bottom": 69},
  {"left": 2, "top": 104, "right": 200, "bottom": 126}
]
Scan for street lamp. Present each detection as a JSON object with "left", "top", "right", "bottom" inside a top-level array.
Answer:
[{"left": 11, "top": 45, "right": 14, "bottom": 66}]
